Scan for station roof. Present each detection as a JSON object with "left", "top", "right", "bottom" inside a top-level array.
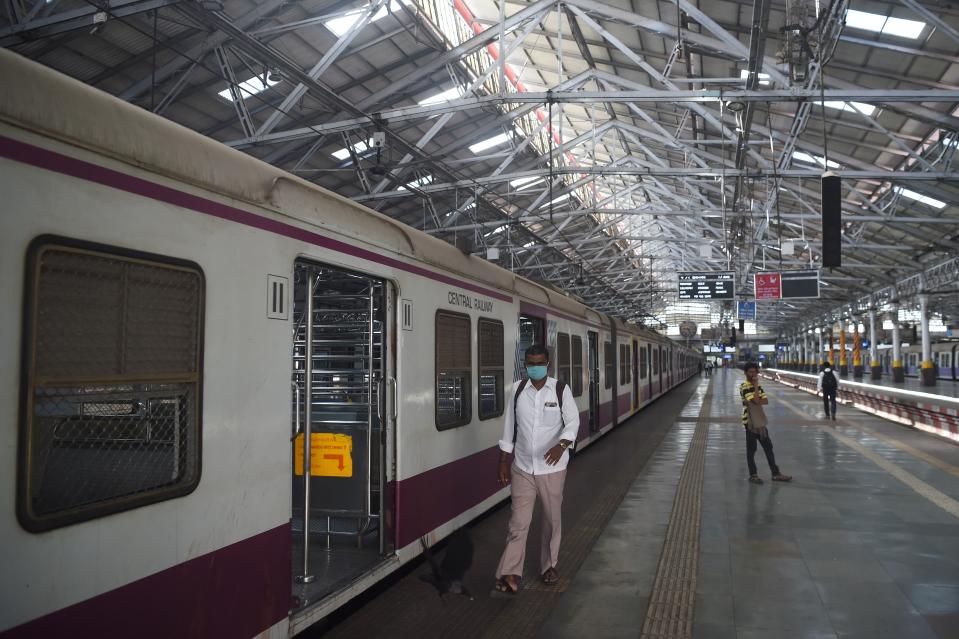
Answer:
[{"left": 3, "top": 0, "right": 958, "bottom": 334}]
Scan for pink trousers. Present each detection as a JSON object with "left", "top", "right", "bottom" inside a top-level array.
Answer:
[{"left": 495, "top": 464, "right": 567, "bottom": 578}]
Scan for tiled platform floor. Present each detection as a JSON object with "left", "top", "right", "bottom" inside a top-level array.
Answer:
[{"left": 542, "top": 369, "right": 959, "bottom": 639}]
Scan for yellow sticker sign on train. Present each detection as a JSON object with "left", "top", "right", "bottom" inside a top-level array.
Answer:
[{"left": 294, "top": 432, "right": 353, "bottom": 477}]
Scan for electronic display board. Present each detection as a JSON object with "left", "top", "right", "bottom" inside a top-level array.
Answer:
[
  {"left": 677, "top": 271, "right": 735, "bottom": 300},
  {"left": 780, "top": 269, "right": 820, "bottom": 299}
]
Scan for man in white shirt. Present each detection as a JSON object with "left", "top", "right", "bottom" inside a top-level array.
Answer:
[{"left": 493, "top": 344, "right": 580, "bottom": 595}]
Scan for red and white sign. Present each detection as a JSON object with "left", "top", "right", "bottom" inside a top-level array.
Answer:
[{"left": 754, "top": 272, "right": 781, "bottom": 300}]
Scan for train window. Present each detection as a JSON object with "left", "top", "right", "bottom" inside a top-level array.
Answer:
[
  {"left": 557, "top": 333, "right": 571, "bottom": 387},
  {"left": 640, "top": 347, "right": 647, "bottom": 379},
  {"left": 18, "top": 238, "right": 204, "bottom": 532},
  {"left": 478, "top": 319, "right": 504, "bottom": 420},
  {"left": 571, "top": 335, "right": 583, "bottom": 397},
  {"left": 604, "top": 342, "right": 613, "bottom": 389},
  {"left": 619, "top": 344, "right": 626, "bottom": 386},
  {"left": 436, "top": 311, "right": 471, "bottom": 430},
  {"left": 653, "top": 349, "right": 659, "bottom": 375},
  {"left": 626, "top": 345, "right": 632, "bottom": 383}
]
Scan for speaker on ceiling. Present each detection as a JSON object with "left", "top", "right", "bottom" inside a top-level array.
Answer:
[{"left": 821, "top": 172, "right": 841, "bottom": 267}]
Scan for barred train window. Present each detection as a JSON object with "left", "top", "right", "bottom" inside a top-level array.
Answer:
[
  {"left": 556, "top": 333, "right": 571, "bottom": 387},
  {"left": 571, "top": 335, "right": 583, "bottom": 397},
  {"left": 19, "top": 239, "right": 203, "bottom": 532},
  {"left": 619, "top": 344, "right": 626, "bottom": 386},
  {"left": 436, "top": 311, "right": 471, "bottom": 430},
  {"left": 478, "top": 319, "right": 504, "bottom": 420},
  {"left": 604, "top": 342, "right": 613, "bottom": 389},
  {"left": 640, "top": 347, "right": 647, "bottom": 379}
]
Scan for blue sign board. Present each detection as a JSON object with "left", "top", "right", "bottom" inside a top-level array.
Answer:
[{"left": 738, "top": 301, "right": 756, "bottom": 321}]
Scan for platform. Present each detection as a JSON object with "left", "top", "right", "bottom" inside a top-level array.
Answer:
[{"left": 309, "top": 371, "right": 959, "bottom": 639}]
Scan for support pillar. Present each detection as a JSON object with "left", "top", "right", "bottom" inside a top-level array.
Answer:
[
  {"left": 869, "top": 307, "right": 881, "bottom": 380},
  {"left": 919, "top": 288, "right": 936, "bottom": 387},
  {"left": 852, "top": 318, "right": 864, "bottom": 379},
  {"left": 839, "top": 320, "right": 848, "bottom": 376},
  {"left": 801, "top": 333, "right": 807, "bottom": 371},
  {"left": 827, "top": 326, "right": 835, "bottom": 368},
  {"left": 891, "top": 294, "right": 904, "bottom": 382},
  {"left": 817, "top": 328, "right": 824, "bottom": 370}
]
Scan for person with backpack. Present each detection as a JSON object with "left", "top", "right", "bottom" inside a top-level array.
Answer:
[
  {"left": 493, "top": 344, "right": 579, "bottom": 595},
  {"left": 817, "top": 362, "right": 840, "bottom": 421}
]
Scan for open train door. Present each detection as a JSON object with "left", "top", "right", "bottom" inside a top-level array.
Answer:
[{"left": 289, "top": 260, "right": 392, "bottom": 610}]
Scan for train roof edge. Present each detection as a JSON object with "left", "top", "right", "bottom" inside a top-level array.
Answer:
[{"left": 0, "top": 49, "right": 686, "bottom": 347}]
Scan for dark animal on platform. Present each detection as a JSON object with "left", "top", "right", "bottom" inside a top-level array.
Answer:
[{"left": 419, "top": 529, "right": 474, "bottom": 600}]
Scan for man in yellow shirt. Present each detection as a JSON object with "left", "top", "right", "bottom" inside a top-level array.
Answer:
[{"left": 740, "top": 362, "right": 791, "bottom": 484}]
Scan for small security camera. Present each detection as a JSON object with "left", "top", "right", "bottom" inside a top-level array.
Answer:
[{"left": 372, "top": 132, "right": 386, "bottom": 148}]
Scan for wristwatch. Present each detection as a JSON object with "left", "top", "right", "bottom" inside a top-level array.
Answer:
[{"left": 558, "top": 440, "right": 570, "bottom": 450}]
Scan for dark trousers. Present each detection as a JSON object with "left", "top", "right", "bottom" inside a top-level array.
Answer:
[
  {"left": 746, "top": 429, "right": 780, "bottom": 476},
  {"left": 822, "top": 391, "right": 837, "bottom": 417}
]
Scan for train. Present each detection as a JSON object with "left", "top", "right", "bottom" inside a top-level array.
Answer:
[
  {"left": 882, "top": 342, "right": 959, "bottom": 380},
  {"left": 0, "top": 50, "right": 700, "bottom": 638}
]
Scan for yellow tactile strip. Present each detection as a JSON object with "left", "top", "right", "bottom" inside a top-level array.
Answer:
[{"left": 639, "top": 386, "right": 713, "bottom": 639}]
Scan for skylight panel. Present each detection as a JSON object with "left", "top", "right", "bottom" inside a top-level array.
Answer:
[
  {"left": 331, "top": 138, "right": 372, "bottom": 161},
  {"left": 418, "top": 86, "right": 463, "bottom": 105},
  {"left": 739, "top": 69, "right": 770, "bottom": 85},
  {"left": 538, "top": 193, "right": 571, "bottom": 208},
  {"left": 896, "top": 187, "right": 946, "bottom": 209},
  {"left": 509, "top": 176, "right": 543, "bottom": 190},
  {"left": 399, "top": 175, "right": 433, "bottom": 191},
  {"left": 217, "top": 76, "right": 280, "bottom": 102},
  {"left": 822, "top": 101, "right": 876, "bottom": 116},
  {"left": 325, "top": 0, "right": 406, "bottom": 37},
  {"left": 845, "top": 9, "right": 886, "bottom": 32},
  {"left": 844, "top": 9, "right": 925, "bottom": 39},
  {"left": 883, "top": 16, "right": 925, "bottom": 38},
  {"left": 469, "top": 132, "right": 513, "bottom": 154},
  {"left": 793, "top": 151, "right": 840, "bottom": 169}
]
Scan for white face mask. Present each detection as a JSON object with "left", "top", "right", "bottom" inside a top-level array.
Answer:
[{"left": 824, "top": 368, "right": 832, "bottom": 373}]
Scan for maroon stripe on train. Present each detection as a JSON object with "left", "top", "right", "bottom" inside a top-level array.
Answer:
[
  {"left": 395, "top": 445, "right": 503, "bottom": 548},
  {"left": 394, "top": 396, "right": 631, "bottom": 548},
  {"left": 0, "top": 135, "right": 512, "bottom": 304},
  {"left": 0, "top": 524, "right": 290, "bottom": 639}
]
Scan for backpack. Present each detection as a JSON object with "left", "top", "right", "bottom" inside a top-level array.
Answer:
[
  {"left": 512, "top": 378, "right": 574, "bottom": 459},
  {"left": 821, "top": 370, "right": 838, "bottom": 393}
]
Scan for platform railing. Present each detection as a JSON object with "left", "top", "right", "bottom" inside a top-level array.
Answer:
[{"left": 763, "top": 368, "right": 959, "bottom": 443}]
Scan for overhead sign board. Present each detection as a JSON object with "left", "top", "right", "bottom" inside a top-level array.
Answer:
[
  {"left": 677, "top": 271, "right": 735, "bottom": 300},
  {"left": 754, "top": 270, "right": 821, "bottom": 300},
  {"left": 780, "top": 269, "right": 820, "bottom": 299},
  {"left": 754, "top": 272, "right": 781, "bottom": 300},
  {"left": 737, "top": 301, "right": 756, "bottom": 321}
]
